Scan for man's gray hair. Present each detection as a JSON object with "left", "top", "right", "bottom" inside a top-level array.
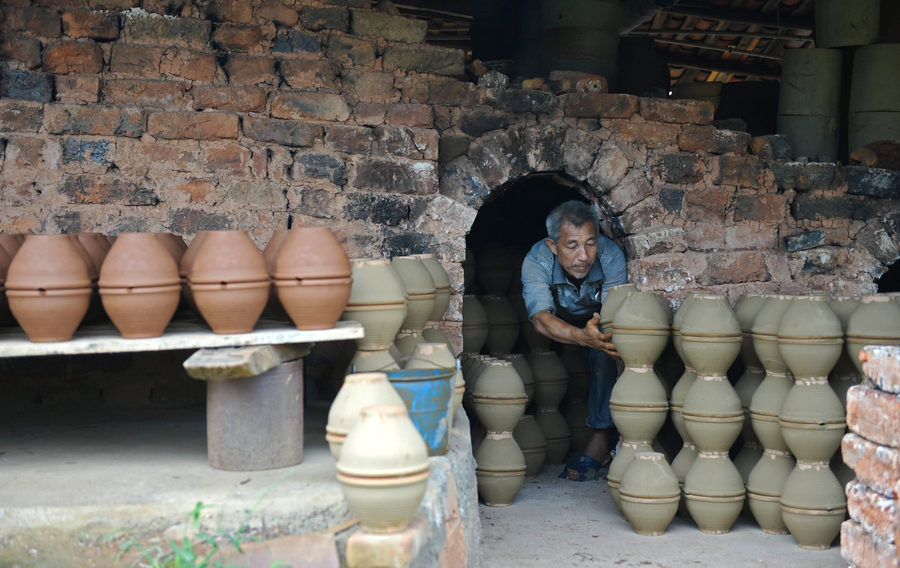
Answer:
[{"left": 545, "top": 200, "right": 600, "bottom": 241}]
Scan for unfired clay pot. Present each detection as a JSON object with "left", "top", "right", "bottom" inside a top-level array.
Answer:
[
  {"left": 845, "top": 294, "right": 900, "bottom": 374},
  {"left": 391, "top": 256, "right": 435, "bottom": 334},
  {"left": 326, "top": 372, "right": 405, "bottom": 460},
  {"left": 598, "top": 283, "right": 638, "bottom": 332},
  {"left": 341, "top": 259, "right": 408, "bottom": 352},
  {"left": 619, "top": 452, "right": 680, "bottom": 536},
  {"left": 481, "top": 294, "right": 519, "bottom": 354},
  {"left": 514, "top": 415, "right": 547, "bottom": 478},
  {"left": 462, "top": 295, "right": 489, "bottom": 353},
  {"left": 415, "top": 253, "right": 451, "bottom": 322}
]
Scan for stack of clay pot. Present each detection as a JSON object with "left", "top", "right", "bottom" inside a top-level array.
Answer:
[
  {"left": 510, "top": 294, "right": 551, "bottom": 351},
  {"left": 98, "top": 233, "right": 181, "bottom": 338},
  {"left": 336, "top": 404, "right": 431, "bottom": 533},
  {"left": 462, "top": 295, "right": 489, "bottom": 353},
  {"left": 472, "top": 358, "right": 528, "bottom": 506},
  {"left": 528, "top": 349, "right": 571, "bottom": 464},
  {"left": 391, "top": 256, "right": 436, "bottom": 360},
  {"left": 341, "top": 259, "right": 408, "bottom": 373},
  {"left": 845, "top": 294, "right": 900, "bottom": 377},
  {"left": 776, "top": 295, "right": 847, "bottom": 549},
  {"left": 669, "top": 293, "right": 699, "bottom": 492},
  {"left": 747, "top": 294, "right": 796, "bottom": 535},
  {"left": 679, "top": 294, "right": 745, "bottom": 534},
  {"left": 272, "top": 227, "right": 352, "bottom": 330},
  {"left": 405, "top": 342, "right": 465, "bottom": 421},
  {"left": 598, "top": 283, "right": 637, "bottom": 333},
  {"left": 186, "top": 230, "right": 269, "bottom": 334},
  {"left": 826, "top": 295, "right": 861, "bottom": 488},
  {"left": 481, "top": 295, "right": 519, "bottom": 354},
  {"left": 731, "top": 293, "right": 768, "bottom": 486},
  {"left": 608, "top": 290, "right": 670, "bottom": 513},
  {"left": 619, "top": 452, "right": 681, "bottom": 536},
  {"left": 513, "top": 415, "right": 547, "bottom": 478},
  {"left": 560, "top": 346, "right": 591, "bottom": 453},
  {"left": 5, "top": 234, "right": 93, "bottom": 342},
  {"left": 499, "top": 353, "right": 536, "bottom": 404},
  {"left": 326, "top": 371, "right": 405, "bottom": 459},
  {"left": 475, "top": 242, "right": 514, "bottom": 295},
  {"left": 416, "top": 254, "right": 453, "bottom": 348}
]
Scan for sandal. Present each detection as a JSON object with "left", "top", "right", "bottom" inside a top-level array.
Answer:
[{"left": 559, "top": 453, "right": 611, "bottom": 482}]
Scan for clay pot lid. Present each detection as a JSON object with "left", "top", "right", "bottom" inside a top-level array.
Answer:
[
  {"left": 188, "top": 230, "right": 269, "bottom": 284},
  {"left": 5, "top": 234, "right": 92, "bottom": 290},
  {"left": 99, "top": 233, "right": 181, "bottom": 288},
  {"left": 272, "top": 227, "right": 351, "bottom": 279}
]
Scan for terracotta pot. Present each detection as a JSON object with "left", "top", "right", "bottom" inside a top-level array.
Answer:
[
  {"left": 189, "top": 230, "right": 268, "bottom": 284},
  {"left": 76, "top": 232, "right": 111, "bottom": 271},
  {"left": 337, "top": 405, "right": 430, "bottom": 533},
  {"left": 99, "top": 232, "right": 181, "bottom": 288},
  {"left": 263, "top": 229, "right": 291, "bottom": 320},
  {"left": 67, "top": 234, "right": 99, "bottom": 282},
  {"left": 6, "top": 234, "right": 91, "bottom": 290},
  {"left": 179, "top": 232, "right": 207, "bottom": 280},
  {"left": 6, "top": 287, "right": 91, "bottom": 342},
  {"left": 99, "top": 284, "right": 181, "bottom": 338},
  {"left": 461, "top": 295, "right": 489, "bottom": 353},
  {"left": 273, "top": 227, "right": 350, "bottom": 280},
  {"left": 620, "top": 452, "right": 680, "bottom": 536},
  {"left": 275, "top": 276, "right": 352, "bottom": 330},
  {"left": 0, "top": 233, "right": 21, "bottom": 258},
  {"left": 513, "top": 415, "right": 547, "bottom": 478},
  {"left": 190, "top": 280, "right": 269, "bottom": 334},
  {"left": 154, "top": 233, "right": 187, "bottom": 265},
  {"left": 326, "top": 372, "right": 405, "bottom": 459},
  {"left": 480, "top": 295, "right": 519, "bottom": 354}
]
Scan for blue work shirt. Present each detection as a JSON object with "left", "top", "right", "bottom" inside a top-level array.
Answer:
[{"left": 521, "top": 234, "right": 627, "bottom": 327}]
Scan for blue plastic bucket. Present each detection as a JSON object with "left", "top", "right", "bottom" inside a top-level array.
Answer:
[{"left": 385, "top": 368, "right": 455, "bottom": 456}]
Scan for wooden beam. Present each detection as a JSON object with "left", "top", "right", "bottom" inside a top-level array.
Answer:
[
  {"left": 650, "top": 37, "right": 782, "bottom": 60},
  {"left": 661, "top": 5, "right": 812, "bottom": 31},
  {"left": 627, "top": 29, "right": 811, "bottom": 42},
  {"left": 665, "top": 54, "right": 780, "bottom": 80}
]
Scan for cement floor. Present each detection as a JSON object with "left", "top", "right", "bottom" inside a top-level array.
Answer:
[{"left": 480, "top": 466, "right": 847, "bottom": 568}]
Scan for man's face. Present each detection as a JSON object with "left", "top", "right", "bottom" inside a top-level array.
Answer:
[{"left": 546, "top": 221, "right": 598, "bottom": 281}]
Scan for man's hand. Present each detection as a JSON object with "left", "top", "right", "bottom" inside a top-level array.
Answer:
[{"left": 582, "top": 312, "right": 620, "bottom": 359}]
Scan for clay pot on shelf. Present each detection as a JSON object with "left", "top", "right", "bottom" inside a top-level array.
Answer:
[
  {"left": 341, "top": 259, "right": 408, "bottom": 352},
  {"left": 263, "top": 228, "right": 290, "bottom": 320},
  {"left": 5, "top": 234, "right": 92, "bottom": 342},
  {"left": 154, "top": 233, "right": 187, "bottom": 266},
  {"left": 275, "top": 276, "right": 352, "bottom": 330},
  {"left": 273, "top": 226, "right": 351, "bottom": 280},
  {"left": 326, "top": 372, "right": 405, "bottom": 460},
  {"left": 0, "top": 234, "right": 21, "bottom": 259},
  {"left": 336, "top": 405, "right": 430, "bottom": 533},
  {"left": 98, "top": 233, "right": 182, "bottom": 338},
  {"left": 619, "top": 452, "right": 681, "bottom": 536}
]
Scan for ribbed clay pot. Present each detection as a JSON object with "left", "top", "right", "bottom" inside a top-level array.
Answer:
[
  {"left": 391, "top": 256, "right": 435, "bottom": 334},
  {"left": 670, "top": 292, "right": 699, "bottom": 482},
  {"left": 273, "top": 226, "right": 351, "bottom": 280},
  {"left": 499, "top": 353, "right": 536, "bottom": 403},
  {"left": 6, "top": 288, "right": 92, "bottom": 342},
  {"left": 405, "top": 342, "right": 464, "bottom": 420},
  {"left": 189, "top": 230, "right": 268, "bottom": 284},
  {"left": 846, "top": 294, "right": 900, "bottom": 374},
  {"left": 275, "top": 276, "right": 352, "bottom": 330},
  {"left": 341, "top": 259, "right": 408, "bottom": 351},
  {"left": 337, "top": 405, "right": 430, "bottom": 533},
  {"left": 598, "top": 282, "right": 638, "bottom": 332},
  {"left": 191, "top": 281, "right": 269, "bottom": 334},
  {"left": 619, "top": 452, "right": 680, "bottom": 536},
  {"left": 747, "top": 450, "right": 795, "bottom": 534},
  {"left": 780, "top": 462, "right": 846, "bottom": 549},
  {"left": 326, "top": 372, "right": 405, "bottom": 460},
  {"left": 514, "top": 415, "right": 547, "bottom": 478},
  {"left": 0, "top": 233, "right": 21, "bottom": 258},
  {"left": 475, "top": 434, "right": 527, "bottom": 506},
  {"left": 262, "top": 228, "right": 290, "bottom": 320},
  {"left": 415, "top": 253, "right": 451, "bottom": 322},
  {"left": 462, "top": 295, "right": 489, "bottom": 353},
  {"left": 733, "top": 292, "right": 767, "bottom": 456},
  {"left": 154, "top": 233, "right": 187, "bottom": 266}
]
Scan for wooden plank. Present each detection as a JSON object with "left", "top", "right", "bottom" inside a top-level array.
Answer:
[{"left": 183, "top": 344, "right": 312, "bottom": 380}]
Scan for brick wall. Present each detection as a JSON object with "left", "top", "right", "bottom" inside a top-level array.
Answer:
[
  {"left": 841, "top": 346, "right": 900, "bottom": 568},
  {"left": 1, "top": 0, "right": 899, "bottom": 332}
]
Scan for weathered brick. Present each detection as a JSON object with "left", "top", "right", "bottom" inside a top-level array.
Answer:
[
  {"left": 458, "top": 108, "right": 509, "bottom": 137},
  {"left": 587, "top": 146, "right": 630, "bottom": 193},
  {"left": 243, "top": 117, "right": 320, "bottom": 147},
  {"left": 619, "top": 199, "right": 667, "bottom": 235},
  {"left": 725, "top": 223, "right": 779, "bottom": 250},
  {"left": 385, "top": 103, "right": 433, "bottom": 128},
  {"left": 847, "top": 384, "right": 900, "bottom": 447},
  {"left": 224, "top": 55, "right": 277, "bottom": 86},
  {"left": 280, "top": 59, "right": 339, "bottom": 91},
  {"left": 0, "top": 100, "right": 44, "bottom": 132},
  {"left": 43, "top": 41, "right": 103, "bottom": 74},
  {"left": 62, "top": 138, "right": 112, "bottom": 165},
  {"left": 641, "top": 98, "right": 714, "bottom": 125},
  {"left": 323, "top": 31, "right": 376, "bottom": 66},
  {"left": 375, "top": 126, "right": 437, "bottom": 160},
  {"left": 160, "top": 48, "right": 217, "bottom": 82},
  {"left": 842, "top": 432, "right": 900, "bottom": 498},
  {"left": 659, "top": 187, "right": 683, "bottom": 213},
  {"left": 353, "top": 158, "right": 436, "bottom": 194},
  {"left": 272, "top": 30, "right": 322, "bottom": 54},
  {"left": 383, "top": 44, "right": 465, "bottom": 76},
  {"left": 733, "top": 194, "right": 786, "bottom": 223},
  {"left": 300, "top": 6, "right": 348, "bottom": 31},
  {"left": 123, "top": 12, "right": 210, "bottom": 49},
  {"left": 5, "top": 6, "right": 61, "bottom": 37},
  {"left": 191, "top": 85, "right": 266, "bottom": 113},
  {"left": 439, "top": 134, "right": 469, "bottom": 165},
  {"left": 626, "top": 226, "right": 687, "bottom": 257},
  {"left": 257, "top": 0, "right": 299, "bottom": 27},
  {"left": 678, "top": 125, "right": 749, "bottom": 155},
  {"left": 715, "top": 155, "right": 768, "bottom": 187},
  {"left": 350, "top": 10, "right": 426, "bottom": 43},
  {"left": 212, "top": 23, "right": 266, "bottom": 51},
  {"left": 843, "top": 166, "right": 900, "bottom": 200},
  {"left": 565, "top": 93, "right": 637, "bottom": 118},
  {"left": 325, "top": 124, "right": 373, "bottom": 154},
  {"left": 62, "top": 11, "right": 119, "bottom": 40},
  {"left": 794, "top": 247, "right": 841, "bottom": 276},
  {"left": 344, "top": 192, "right": 410, "bottom": 226},
  {"left": 749, "top": 134, "right": 792, "bottom": 160},
  {"left": 59, "top": 174, "right": 158, "bottom": 205},
  {"left": 606, "top": 120, "right": 679, "bottom": 149},
  {"left": 0, "top": 69, "right": 53, "bottom": 102},
  {"left": 5, "top": 137, "right": 52, "bottom": 170},
  {"left": 147, "top": 111, "right": 238, "bottom": 140},
  {"left": 846, "top": 480, "right": 896, "bottom": 542},
  {"left": 699, "top": 251, "right": 769, "bottom": 284},
  {"left": 496, "top": 89, "right": 556, "bottom": 115},
  {"left": 206, "top": 0, "right": 253, "bottom": 23},
  {"left": 167, "top": 208, "right": 232, "bottom": 234},
  {"left": 116, "top": 140, "right": 197, "bottom": 172},
  {"left": 354, "top": 102, "right": 387, "bottom": 125},
  {"left": 171, "top": 178, "right": 215, "bottom": 203},
  {"left": 294, "top": 153, "right": 345, "bottom": 185},
  {"left": 862, "top": 346, "right": 900, "bottom": 395},
  {"left": 109, "top": 44, "right": 163, "bottom": 76},
  {"left": 856, "top": 219, "right": 900, "bottom": 266},
  {"left": 102, "top": 79, "right": 186, "bottom": 108},
  {"left": 792, "top": 195, "right": 874, "bottom": 221},
  {"left": 771, "top": 162, "right": 837, "bottom": 191},
  {"left": 1, "top": 37, "right": 42, "bottom": 68},
  {"left": 202, "top": 143, "right": 251, "bottom": 175},
  {"left": 293, "top": 188, "right": 339, "bottom": 218},
  {"left": 343, "top": 70, "right": 397, "bottom": 102},
  {"left": 632, "top": 252, "right": 707, "bottom": 293},
  {"left": 784, "top": 230, "right": 825, "bottom": 252},
  {"left": 840, "top": 520, "right": 898, "bottom": 568},
  {"left": 45, "top": 104, "right": 144, "bottom": 137},
  {"left": 659, "top": 153, "right": 703, "bottom": 183},
  {"left": 397, "top": 75, "right": 476, "bottom": 106},
  {"left": 55, "top": 75, "right": 100, "bottom": 104},
  {"left": 271, "top": 92, "right": 350, "bottom": 122},
  {"left": 684, "top": 223, "right": 726, "bottom": 251}
]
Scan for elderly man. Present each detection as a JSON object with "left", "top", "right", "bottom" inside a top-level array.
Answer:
[{"left": 521, "top": 200, "right": 627, "bottom": 480}]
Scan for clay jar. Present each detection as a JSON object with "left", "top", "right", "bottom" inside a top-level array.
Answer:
[
  {"left": 670, "top": 292, "right": 700, "bottom": 487},
  {"left": 154, "top": 233, "right": 187, "bottom": 265},
  {"left": 326, "top": 372, "right": 405, "bottom": 459},
  {"left": 415, "top": 253, "right": 451, "bottom": 323},
  {"left": 336, "top": 404, "right": 430, "bottom": 533},
  {"left": 391, "top": 256, "right": 436, "bottom": 358},
  {"left": 845, "top": 294, "right": 900, "bottom": 374},
  {"left": 5, "top": 234, "right": 92, "bottom": 342},
  {"left": 188, "top": 230, "right": 269, "bottom": 334},
  {"left": 514, "top": 415, "right": 547, "bottom": 478},
  {"left": 498, "top": 353, "right": 536, "bottom": 405},
  {"left": 619, "top": 452, "right": 681, "bottom": 536},
  {"left": 0, "top": 234, "right": 21, "bottom": 259},
  {"left": 598, "top": 283, "right": 637, "bottom": 333},
  {"left": 405, "top": 342, "right": 465, "bottom": 421},
  {"left": 732, "top": 292, "right": 768, "bottom": 483},
  {"left": 462, "top": 295, "right": 489, "bottom": 353},
  {"left": 480, "top": 295, "right": 519, "bottom": 354},
  {"left": 341, "top": 259, "right": 408, "bottom": 352},
  {"left": 98, "top": 233, "right": 181, "bottom": 338},
  {"left": 528, "top": 349, "right": 571, "bottom": 464}
]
